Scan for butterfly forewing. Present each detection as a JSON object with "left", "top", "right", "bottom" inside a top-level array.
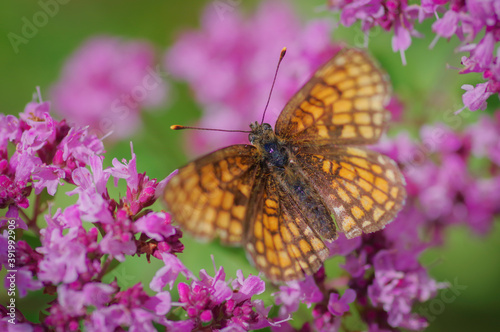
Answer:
[
  {"left": 163, "top": 145, "right": 258, "bottom": 244},
  {"left": 275, "top": 48, "right": 391, "bottom": 145},
  {"left": 295, "top": 146, "right": 406, "bottom": 239}
]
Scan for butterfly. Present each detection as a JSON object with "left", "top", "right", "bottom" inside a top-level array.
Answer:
[{"left": 163, "top": 48, "right": 406, "bottom": 282}]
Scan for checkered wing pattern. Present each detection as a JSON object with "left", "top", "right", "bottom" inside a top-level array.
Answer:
[
  {"left": 244, "top": 172, "right": 330, "bottom": 282},
  {"left": 275, "top": 48, "right": 391, "bottom": 145},
  {"left": 295, "top": 146, "right": 406, "bottom": 239},
  {"left": 163, "top": 145, "right": 258, "bottom": 245}
]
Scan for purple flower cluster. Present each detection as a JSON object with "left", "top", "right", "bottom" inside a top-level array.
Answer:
[
  {"left": 0, "top": 95, "right": 104, "bottom": 230},
  {"left": 431, "top": 0, "right": 500, "bottom": 112},
  {"left": 376, "top": 115, "right": 500, "bottom": 241},
  {"left": 175, "top": 264, "right": 277, "bottom": 331},
  {"left": 51, "top": 36, "right": 169, "bottom": 140},
  {"left": 273, "top": 269, "right": 356, "bottom": 331},
  {"left": 328, "top": 0, "right": 500, "bottom": 111},
  {"left": 328, "top": 0, "right": 421, "bottom": 64},
  {"left": 165, "top": 0, "right": 340, "bottom": 155},
  {"left": 0, "top": 97, "right": 189, "bottom": 331},
  {"left": 339, "top": 233, "right": 446, "bottom": 331},
  {"left": 271, "top": 229, "right": 445, "bottom": 331}
]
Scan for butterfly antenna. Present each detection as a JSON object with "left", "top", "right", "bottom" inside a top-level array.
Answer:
[
  {"left": 170, "top": 125, "right": 250, "bottom": 133},
  {"left": 261, "top": 47, "right": 287, "bottom": 125}
]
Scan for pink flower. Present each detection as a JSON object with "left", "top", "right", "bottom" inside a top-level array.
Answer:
[
  {"left": 99, "top": 209, "right": 136, "bottom": 261},
  {"left": 368, "top": 249, "right": 446, "bottom": 330},
  {"left": 332, "top": 0, "right": 500, "bottom": 111},
  {"left": 37, "top": 226, "right": 94, "bottom": 284},
  {"left": 51, "top": 36, "right": 168, "bottom": 139},
  {"left": 432, "top": 9, "right": 460, "bottom": 39},
  {"left": 327, "top": 289, "right": 356, "bottom": 316},
  {"left": 460, "top": 83, "right": 493, "bottom": 111},
  {"left": 134, "top": 212, "right": 175, "bottom": 242},
  {"left": 176, "top": 261, "right": 277, "bottom": 331},
  {"left": 31, "top": 165, "right": 66, "bottom": 195},
  {"left": 329, "top": 0, "right": 423, "bottom": 64},
  {"left": 273, "top": 275, "right": 323, "bottom": 319},
  {"left": 108, "top": 142, "right": 139, "bottom": 189},
  {"left": 467, "top": 114, "right": 500, "bottom": 165},
  {"left": 150, "top": 253, "right": 193, "bottom": 291},
  {"left": 1, "top": 94, "right": 195, "bottom": 330},
  {"left": 84, "top": 283, "right": 171, "bottom": 332}
]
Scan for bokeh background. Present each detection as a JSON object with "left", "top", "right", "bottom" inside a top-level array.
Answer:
[{"left": 1, "top": 0, "right": 499, "bottom": 330}]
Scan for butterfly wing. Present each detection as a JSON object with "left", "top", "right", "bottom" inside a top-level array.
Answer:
[
  {"left": 275, "top": 48, "right": 391, "bottom": 145},
  {"left": 244, "top": 170, "right": 331, "bottom": 282},
  {"left": 295, "top": 146, "right": 406, "bottom": 239},
  {"left": 163, "top": 145, "right": 259, "bottom": 245}
]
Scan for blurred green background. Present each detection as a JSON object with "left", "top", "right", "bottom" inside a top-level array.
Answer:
[{"left": 1, "top": 0, "right": 499, "bottom": 331}]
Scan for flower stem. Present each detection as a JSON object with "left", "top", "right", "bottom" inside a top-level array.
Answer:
[{"left": 29, "top": 195, "right": 42, "bottom": 235}]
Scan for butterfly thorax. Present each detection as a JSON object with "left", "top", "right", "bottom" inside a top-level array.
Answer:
[{"left": 249, "top": 121, "right": 290, "bottom": 168}]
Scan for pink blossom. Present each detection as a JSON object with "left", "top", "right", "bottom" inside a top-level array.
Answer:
[
  {"left": 51, "top": 36, "right": 168, "bottom": 139},
  {"left": 328, "top": 289, "right": 356, "bottom": 316}
]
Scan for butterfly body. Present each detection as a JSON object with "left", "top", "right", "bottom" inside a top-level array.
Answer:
[
  {"left": 164, "top": 49, "right": 406, "bottom": 282},
  {"left": 250, "top": 121, "right": 337, "bottom": 241},
  {"left": 249, "top": 122, "right": 290, "bottom": 169}
]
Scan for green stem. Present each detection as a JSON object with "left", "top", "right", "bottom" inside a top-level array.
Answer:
[
  {"left": 19, "top": 208, "right": 31, "bottom": 226},
  {"left": 29, "top": 194, "right": 41, "bottom": 235},
  {"left": 96, "top": 255, "right": 113, "bottom": 282}
]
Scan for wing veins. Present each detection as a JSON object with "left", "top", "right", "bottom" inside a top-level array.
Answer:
[{"left": 277, "top": 188, "right": 325, "bottom": 277}]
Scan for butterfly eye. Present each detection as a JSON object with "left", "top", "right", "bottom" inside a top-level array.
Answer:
[
  {"left": 262, "top": 123, "right": 272, "bottom": 131},
  {"left": 248, "top": 133, "right": 256, "bottom": 144}
]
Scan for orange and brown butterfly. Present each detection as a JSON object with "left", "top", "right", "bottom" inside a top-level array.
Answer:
[{"left": 162, "top": 48, "right": 406, "bottom": 282}]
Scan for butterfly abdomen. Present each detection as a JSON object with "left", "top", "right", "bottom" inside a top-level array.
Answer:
[{"left": 278, "top": 170, "right": 338, "bottom": 241}]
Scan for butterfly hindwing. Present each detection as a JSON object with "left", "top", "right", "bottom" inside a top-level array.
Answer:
[
  {"left": 295, "top": 146, "right": 406, "bottom": 239},
  {"left": 244, "top": 172, "right": 330, "bottom": 282},
  {"left": 275, "top": 48, "right": 391, "bottom": 145}
]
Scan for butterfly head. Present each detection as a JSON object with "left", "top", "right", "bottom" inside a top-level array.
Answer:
[{"left": 248, "top": 121, "right": 274, "bottom": 145}]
